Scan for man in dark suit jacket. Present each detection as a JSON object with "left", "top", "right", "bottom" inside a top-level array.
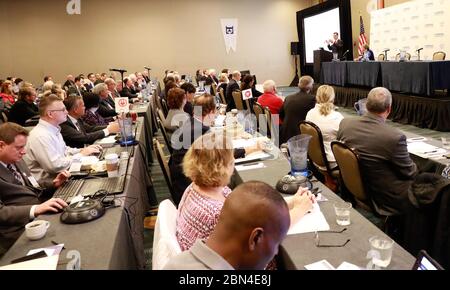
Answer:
[
  {"left": 93, "top": 83, "right": 117, "bottom": 118},
  {"left": 8, "top": 86, "right": 39, "bottom": 126},
  {"left": 0, "top": 123, "right": 69, "bottom": 250},
  {"left": 225, "top": 71, "right": 241, "bottom": 111},
  {"left": 61, "top": 95, "right": 120, "bottom": 148},
  {"left": 279, "top": 76, "right": 316, "bottom": 144},
  {"left": 337, "top": 87, "right": 418, "bottom": 216},
  {"left": 326, "top": 32, "right": 344, "bottom": 58},
  {"left": 120, "top": 78, "right": 138, "bottom": 99},
  {"left": 67, "top": 76, "right": 85, "bottom": 97}
]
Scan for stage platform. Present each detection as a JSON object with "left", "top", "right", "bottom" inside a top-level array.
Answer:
[{"left": 327, "top": 86, "right": 450, "bottom": 132}]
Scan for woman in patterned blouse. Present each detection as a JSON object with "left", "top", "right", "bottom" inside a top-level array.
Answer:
[
  {"left": 176, "top": 132, "right": 235, "bottom": 251},
  {"left": 82, "top": 92, "right": 114, "bottom": 126}
]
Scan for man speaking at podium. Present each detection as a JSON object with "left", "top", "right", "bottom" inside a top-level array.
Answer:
[{"left": 325, "top": 32, "right": 344, "bottom": 59}]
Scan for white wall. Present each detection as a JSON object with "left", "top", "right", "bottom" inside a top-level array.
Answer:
[{"left": 370, "top": 0, "right": 450, "bottom": 60}]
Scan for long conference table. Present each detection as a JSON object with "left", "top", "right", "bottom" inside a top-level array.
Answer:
[
  {"left": 321, "top": 60, "right": 450, "bottom": 96},
  {"left": 232, "top": 150, "right": 416, "bottom": 270},
  {"left": 0, "top": 117, "right": 152, "bottom": 270}
]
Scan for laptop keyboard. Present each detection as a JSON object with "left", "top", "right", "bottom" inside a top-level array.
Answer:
[{"left": 53, "top": 180, "right": 84, "bottom": 203}]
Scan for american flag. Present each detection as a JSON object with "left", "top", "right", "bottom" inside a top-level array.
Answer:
[{"left": 358, "top": 16, "right": 368, "bottom": 56}]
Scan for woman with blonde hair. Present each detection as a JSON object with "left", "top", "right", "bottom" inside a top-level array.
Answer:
[
  {"left": 176, "top": 132, "right": 235, "bottom": 251},
  {"left": 305, "top": 85, "right": 343, "bottom": 166}
]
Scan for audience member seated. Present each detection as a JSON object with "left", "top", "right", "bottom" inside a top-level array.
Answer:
[
  {"left": 120, "top": 78, "right": 138, "bottom": 99},
  {"left": 67, "top": 76, "right": 85, "bottom": 97},
  {"left": 165, "top": 181, "right": 313, "bottom": 270},
  {"left": 23, "top": 94, "right": 101, "bottom": 182},
  {"left": 240, "top": 74, "right": 262, "bottom": 99},
  {"left": 205, "top": 69, "right": 219, "bottom": 86},
  {"left": 337, "top": 87, "right": 420, "bottom": 216},
  {"left": 93, "top": 83, "right": 117, "bottom": 118},
  {"left": 280, "top": 76, "right": 315, "bottom": 144},
  {"left": 61, "top": 95, "right": 119, "bottom": 148},
  {"left": 8, "top": 86, "right": 39, "bottom": 126},
  {"left": 63, "top": 75, "right": 75, "bottom": 92},
  {"left": 0, "top": 122, "right": 70, "bottom": 250},
  {"left": 176, "top": 132, "right": 235, "bottom": 251},
  {"left": 82, "top": 92, "right": 115, "bottom": 126},
  {"left": 257, "top": 80, "right": 284, "bottom": 124},
  {"left": 217, "top": 73, "right": 229, "bottom": 98},
  {"left": 306, "top": 85, "right": 343, "bottom": 167},
  {"left": 164, "top": 88, "right": 189, "bottom": 134},
  {"left": 84, "top": 73, "right": 96, "bottom": 92},
  {"left": 180, "top": 82, "right": 195, "bottom": 117},
  {"left": 105, "top": 78, "right": 120, "bottom": 100},
  {"left": 0, "top": 81, "right": 16, "bottom": 111},
  {"left": 169, "top": 94, "right": 262, "bottom": 205},
  {"left": 225, "top": 71, "right": 241, "bottom": 111},
  {"left": 356, "top": 44, "right": 375, "bottom": 61},
  {"left": 162, "top": 81, "right": 177, "bottom": 103}
]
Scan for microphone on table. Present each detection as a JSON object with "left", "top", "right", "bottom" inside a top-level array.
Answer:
[
  {"left": 416, "top": 48, "right": 424, "bottom": 52},
  {"left": 341, "top": 50, "right": 350, "bottom": 60},
  {"left": 144, "top": 67, "right": 152, "bottom": 70}
]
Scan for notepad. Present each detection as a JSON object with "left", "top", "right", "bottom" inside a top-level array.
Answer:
[{"left": 286, "top": 202, "right": 330, "bottom": 235}]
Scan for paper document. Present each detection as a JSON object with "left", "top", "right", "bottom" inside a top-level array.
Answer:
[
  {"left": 96, "top": 136, "right": 117, "bottom": 147},
  {"left": 232, "top": 138, "right": 257, "bottom": 149},
  {"left": 0, "top": 255, "right": 59, "bottom": 270},
  {"left": 336, "top": 262, "right": 362, "bottom": 270},
  {"left": 287, "top": 202, "right": 330, "bottom": 235},
  {"left": 407, "top": 141, "right": 446, "bottom": 158},
  {"left": 235, "top": 162, "right": 267, "bottom": 172},
  {"left": 28, "top": 244, "right": 64, "bottom": 257},
  {"left": 305, "top": 260, "right": 335, "bottom": 270}
]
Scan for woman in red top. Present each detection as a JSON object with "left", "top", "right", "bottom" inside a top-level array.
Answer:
[{"left": 0, "top": 81, "right": 16, "bottom": 110}]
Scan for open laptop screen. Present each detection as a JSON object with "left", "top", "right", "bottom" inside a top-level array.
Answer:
[{"left": 412, "top": 250, "right": 444, "bottom": 270}]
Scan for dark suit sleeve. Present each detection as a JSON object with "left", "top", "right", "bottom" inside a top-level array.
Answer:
[
  {"left": 98, "top": 102, "right": 117, "bottom": 118},
  {"left": 390, "top": 135, "right": 418, "bottom": 180},
  {"left": 279, "top": 101, "right": 286, "bottom": 121},
  {"left": 61, "top": 122, "right": 105, "bottom": 147}
]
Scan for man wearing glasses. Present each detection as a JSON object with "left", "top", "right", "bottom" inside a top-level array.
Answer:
[{"left": 23, "top": 94, "right": 101, "bottom": 183}]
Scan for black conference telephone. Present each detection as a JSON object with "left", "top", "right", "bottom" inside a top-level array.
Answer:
[{"left": 276, "top": 175, "right": 314, "bottom": 195}]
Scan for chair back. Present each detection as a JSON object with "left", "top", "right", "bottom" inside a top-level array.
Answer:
[
  {"left": 211, "top": 82, "right": 218, "bottom": 96},
  {"left": 152, "top": 199, "right": 181, "bottom": 270},
  {"left": 433, "top": 51, "right": 446, "bottom": 61},
  {"left": 157, "top": 109, "right": 173, "bottom": 154},
  {"left": 331, "top": 141, "right": 371, "bottom": 210},
  {"left": 253, "top": 102, "right": 264, "bottom": 130},
  {"left": 219, "top": 87, "right": 226, "bottom": 104},
  {"left": 263, "top": 106, "right": 273, "bottom": 138},
  {"left": 161, "top": 98, "right": 169, "bottom": 117},
  {"left": 154, "top": 138, "right": 173, "bottom": 193},
  {"left": 395, "top": 52, "right": 411, "bottom": 61},
  {"left": 232, "top": 91, "right": 244, "bottom": 111},
  {"left": 299, "top": 121, "right": 332, "bottom": 175},
  {"left": 377, "top": 54, "right": 385, "bottom": 61}
]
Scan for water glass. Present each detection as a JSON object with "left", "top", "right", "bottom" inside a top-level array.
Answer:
[
  {"left": 369, "top": 236, "right": 394, "bottom": 268},
  {"left": 334, "top": 201, "right": 352, "bottom": 226}
]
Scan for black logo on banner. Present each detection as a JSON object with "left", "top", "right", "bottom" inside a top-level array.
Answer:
[{"left": 225, "top": 26, "right": 234, "bottom": 35}]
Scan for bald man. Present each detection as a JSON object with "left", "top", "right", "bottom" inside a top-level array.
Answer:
[{"left": 164, "top": 181, "right": 291, "bottom": 270}]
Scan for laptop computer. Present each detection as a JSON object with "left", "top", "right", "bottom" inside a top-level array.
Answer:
[
  {"left": 412, "top": 250, "right": 444, "bottom": 270},
  {"left": 53, "top": 176, "right": 126, "bottom": 203}
]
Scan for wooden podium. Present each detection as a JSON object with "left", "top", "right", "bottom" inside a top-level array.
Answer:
[{"left": 313, "top": 50, "right": 333, "bottom": 82}]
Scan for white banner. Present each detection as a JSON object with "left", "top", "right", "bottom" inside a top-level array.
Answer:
[
  {"left": 115, "top": 97, "right": 130, "bottom": 114},
  {"left": 221, "top": 18, "right": 238, "bottom": 53}
]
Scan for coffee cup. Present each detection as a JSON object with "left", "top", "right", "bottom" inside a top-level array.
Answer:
[
  {"left": 105, "top": 153, "right": 119, "bottom": 177},
  {"left": 25, "top": 220, "right": 50, "bottom": 241}
]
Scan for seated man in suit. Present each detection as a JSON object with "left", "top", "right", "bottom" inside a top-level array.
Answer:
[
  {"left": 279, "top": 76, "right": 315, "bottom": 144},
  {"left": 225, "top": 71, "right": 241, "bottom": 111},
  {"left": 61, "top": 95, "right": 119, "bottom": 148},
  {"left": 120, "top": 78, "right": 138, "bottom": 99},
  {"left": 0, "top": 123, "right": 69, "bottom": 250},
  {"left": 92, "top": 83, "right": 117, "bottom": 118},
  {"left": 105, "top": 78, "right": 121, "bottom": 100},
  {"left": 337, "top": 87, "right": 418, "bottom": 216},
  {"left": 164, "top": 181, "right": 291, "bottom": 270},
  {"left": 67, "top": 76, "right": 85, "bottom": 97},
  {"left": 7, "top": 85, "right": 39, "bottom": 126}
]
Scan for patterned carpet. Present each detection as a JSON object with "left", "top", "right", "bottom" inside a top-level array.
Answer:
[{"left": 143, "top": 86, "right": 449, "bottom": 269}]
